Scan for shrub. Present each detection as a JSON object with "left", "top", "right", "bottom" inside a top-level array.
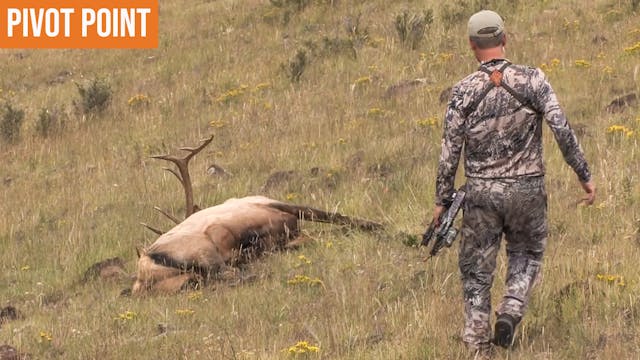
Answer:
[
  {"left": 75, "top": 77, "right": 112, "bottom": 115},
  {"left": 283, "top": 49, "right": 308, "bottom": 83},
  {"left": 394, "top": 9, "right": 434, "bottom": 50},
  {"left": 321, "top": 37, "right": 357, "bottom": 59},
  {"left": 0, "top": 103, "right": 25, "bottom": 143},
  {"left": 35, "top": 107, "right": 66, "bottom": 138},
  {"left": 344, "top": 13, "right": 369, "bottom": 46}
]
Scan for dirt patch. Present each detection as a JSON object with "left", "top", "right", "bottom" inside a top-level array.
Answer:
[
  {"left": 0, "top": 306, "right": 20, "bottom": 328},
  {"left": 383, "top": 78, "right": 428, "bottom": 99},
  {"left": 344, "top": 150, "right": 365, "bottom": 171},
  {"left": 0, "top": 344, "right": 29, "bottom": 360},
  {"left": 82, "top": 257, "right": 127, "bottom": 283},
  {"left": 261, "top": 170, "right": 299, "bottom": 192},
  {"left": 439, "top": 87, "right": 452, "bottom": 104}
]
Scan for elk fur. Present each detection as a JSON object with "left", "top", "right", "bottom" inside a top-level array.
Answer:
[{"left": 133, "top": 196, "right": 381, "bottom": 294}]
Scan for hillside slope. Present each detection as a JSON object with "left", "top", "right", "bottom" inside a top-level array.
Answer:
[{"left": 1, "top": 0, "right": 639, "bottom": 358}]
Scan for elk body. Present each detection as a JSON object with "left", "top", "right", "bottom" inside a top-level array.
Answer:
[{"left": 133, "top": 136, "right": 381, "bottom": 294}]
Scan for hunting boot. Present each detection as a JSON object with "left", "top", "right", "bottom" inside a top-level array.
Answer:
[{"left": 493, "top": 313, "right": 519, "bottom": 348}]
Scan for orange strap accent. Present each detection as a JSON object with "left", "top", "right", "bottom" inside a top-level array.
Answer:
[{"left": 489, "top": 70, "right": 503, "bottom": 86}]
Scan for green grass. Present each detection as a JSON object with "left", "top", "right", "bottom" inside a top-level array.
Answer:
[{"left": 1, "top": 0, "right": 639, "bottom": 358}]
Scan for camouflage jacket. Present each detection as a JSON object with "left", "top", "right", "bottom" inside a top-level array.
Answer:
[{"left": 435, "top": 58, "right": 591, "bottom": 205}]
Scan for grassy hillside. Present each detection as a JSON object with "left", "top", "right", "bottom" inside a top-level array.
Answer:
[{"left": 1, "top": 0, "right": 639, "bottom": 358}]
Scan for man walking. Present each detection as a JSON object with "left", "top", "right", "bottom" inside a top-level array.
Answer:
[{"left": 432, "top": 10, "right": 596, "bottom": 357}]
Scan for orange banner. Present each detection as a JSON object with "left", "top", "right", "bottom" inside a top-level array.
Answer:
[{"left": 0, "top": 0, "right": 158, "bottom": 49}]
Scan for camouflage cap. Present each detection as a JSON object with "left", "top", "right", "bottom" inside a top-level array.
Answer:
[{"left": 468, "top": 10, "right": 504, "bottom": 38}]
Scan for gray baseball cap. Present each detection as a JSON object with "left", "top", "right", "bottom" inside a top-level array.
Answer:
[{"left": 468, "top": 10, "right": 504, "bottom": 38}]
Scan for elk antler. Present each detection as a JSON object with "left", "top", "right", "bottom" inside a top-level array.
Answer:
[
  {"left": 140, "top": 222, "right": 164, "bottom": 236},
  {"left": 151, "top": 135, "right": 214, "bottom": 219}
]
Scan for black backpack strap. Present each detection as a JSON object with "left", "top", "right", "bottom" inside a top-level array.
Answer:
[{"left": 461, "top": 61, "right": 539, "bottom": 117}]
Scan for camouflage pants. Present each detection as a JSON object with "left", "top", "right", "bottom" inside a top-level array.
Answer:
[{"left": 459, "top": 176, "right": 547, "bottom": 347}]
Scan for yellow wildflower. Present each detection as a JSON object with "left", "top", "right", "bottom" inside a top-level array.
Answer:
[
  {"left": 254, "top": 82, "right": 271, "bottom": 91},
  {"left": 39, "top": 331, "right": 53, "bottom": 342},
  {"left": 416, "top": 117, "right": 438, "bottom": 127},
  {"left": 285, "top": 341, "right": 320, "bottom": 355},
  {"left": 287, "top": 275, "right": 324, "bottom": 287},
  {"left": 215, "top": 86, "right": 247, "bottom": 103},
  {"left": 563, "top": 19, "right": 580, "bottom": 30},
  {"left": 596, "top": 274, "right": 625, "bottom": 286},
  {"left": 574, "top": 59, "right": 591, "bottom": 68},
  {"left": 20, "top": 265, "right": 30, "bottom": 271},
  {"left": 437, "top": 52, "right": 454, "bottom": 63},
  {"left": 209, "top": 119, "right": 227, "bottom": 128},
  {"left": 607, "top": 125, "right": 635, "bottom": 138},
  {"left": 286, "top": 193, "right": 299, "bottom": 201},
  {"left": 624, "top": 42, "right": 640, "bottom": 54},
  {"left": 128, "top": 94, "right": 150, "bottom": 107},
  {"left": 303, "top": 141, "right": 317, "bottom": 149},
  {"left": 607, "top": 125, "right": 624, "bottom": 133},
  {"left": 187, "top": 291, "right": 203, "bottom": 300},
  {"left": 541, "top": 59, "right": 561, "bottom": 73},
  {"left": 297, "top": 255, "right": 312, "bottom": 265},
  {"left": 602, "top": 66, "right": 614, "bottom": 75},
  {"left": 367, "top": 107, "right": 385, "bottom": 117},
  {"left": 116, "top": 311, "right": 137, "bottom": 321},
  {"left": 354, "top": 76, "right": 371, "bottom": 85}
]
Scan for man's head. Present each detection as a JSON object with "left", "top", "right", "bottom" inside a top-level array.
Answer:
[{"left": 468, "top": 10, "right": 506, "bottom": 51}]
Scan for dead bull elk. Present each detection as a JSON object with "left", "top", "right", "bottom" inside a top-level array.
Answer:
[{"left": 133, "top": 135, "right": 382, "bottom": 294}]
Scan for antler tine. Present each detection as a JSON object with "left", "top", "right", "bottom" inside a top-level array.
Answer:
[
  {"left": 161, "top": 167, "right": 183, "bottom": 183},
  {"left": 179, "top": 135, "right": 215, "bottom": 161},
  {"left": 154, "top": 206, "right": 181, "bottom": 225},
  {"left": 150, "top": 134, "right": 214, "bottom": 219},
  {"left": 140, "top": 222, "right": 165, "bottom": 235}
]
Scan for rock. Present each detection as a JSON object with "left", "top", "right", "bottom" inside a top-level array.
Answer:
[
  {"left": 439, "top": 86, "right": 452, "bottom": 104},
  {"left": 47, "top": 70, "right": 72, "bottom": 86},
  {"left": 206, "top": 164, "right": 232, "bottom": 178},
  {"left": 0, "top": 306, "right": 20, "bottom": 327},
  {"left": 0, "top": 345, "right": 29, "bottom": 360},
  {"left": 605, "top": 93, "right": 637, "bottom": 113},
  {"left": 82, "top": 257, "right": 127, "bottom": 283},
  {"left": 383, "top": 78, "right": 429, "bottom": 99},
  {"left": 261, "top": 170, "right": 299, "bottom": 192}
]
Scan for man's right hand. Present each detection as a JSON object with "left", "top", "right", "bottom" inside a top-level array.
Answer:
[
  {"left": 580, "top": 180, "right": 596, "bottom": 206},
  {"left": 432, "top": 205, "right": 446, "bottom": 227}
]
